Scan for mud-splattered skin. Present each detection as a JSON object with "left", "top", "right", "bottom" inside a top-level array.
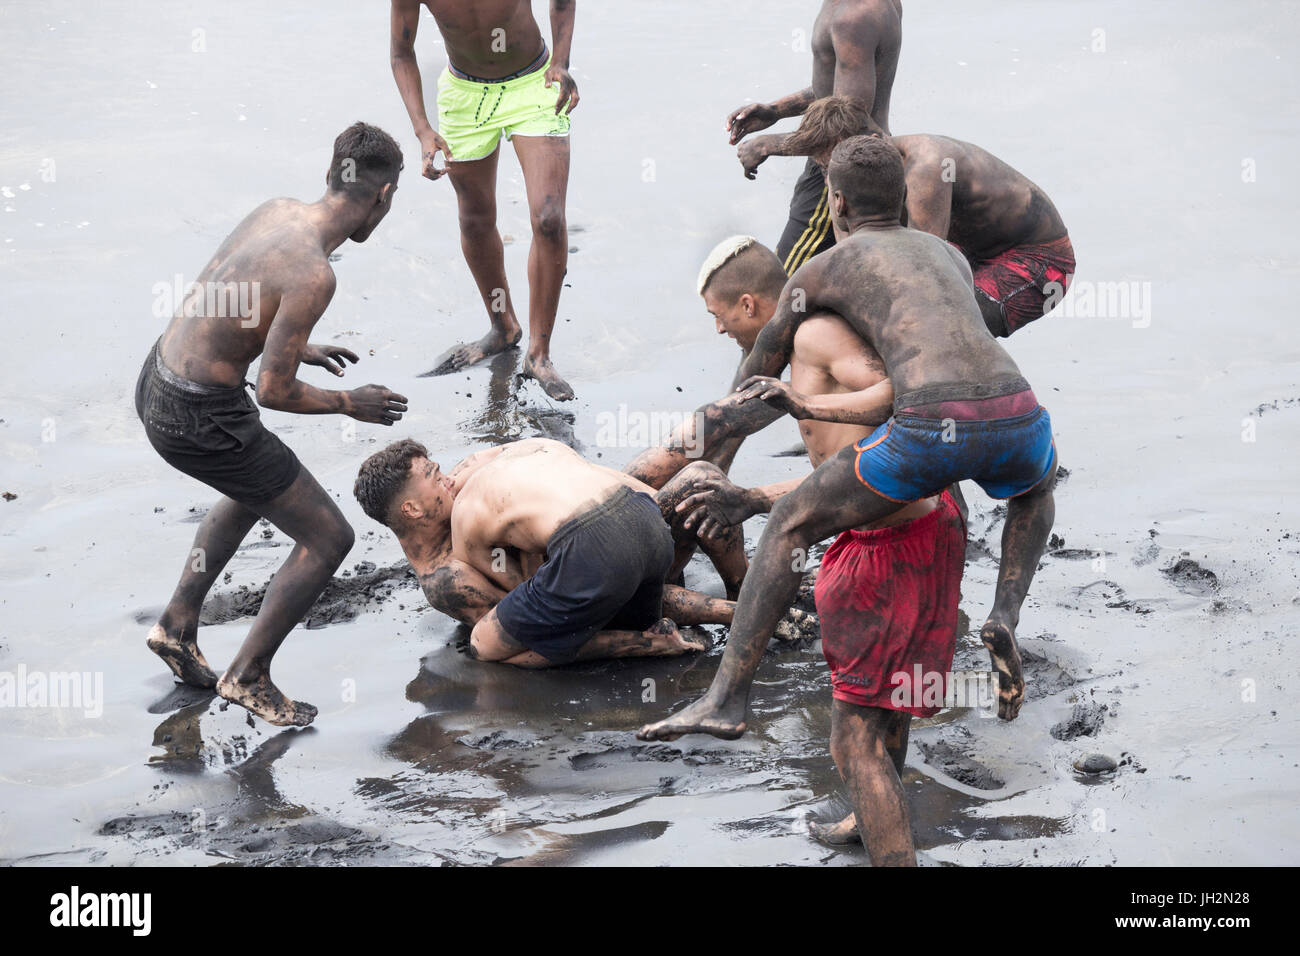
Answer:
[
  {"left": 638, "top": 192, "right": 1055, "bottom": 740},
  {"left": 147, "top": 169, "right": 408, "bottom": 727},
  {"left": 390, "top": 440, "right": 743, "bottom": 649},
  {"left": 727, "top": 0, "right": 903, "bottom": 173}
]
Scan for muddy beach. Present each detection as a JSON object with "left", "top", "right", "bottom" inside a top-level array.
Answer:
[{"left": 2, "top": 0, "right": 1298, "bottom": 867}]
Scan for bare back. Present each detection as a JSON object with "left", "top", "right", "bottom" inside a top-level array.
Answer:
[
  {"left": 802, "top": 225, "right": 1024, "bottom": 400},
  {"left": 790, "top": 312, "right": 885, "bottom": 465},
  {"left": 811, "top": 0, "right": 903, "bottom": 133},
  {"left": 453, "top": 439, "right": 651, "bottom": 556},
  {"left": 420, "top": 0, "right": 545, "bottom": 78},
  {"left": 158, "top": 199, "right": 333, "bottom": 387},
  {"left": 897, "top": 134, "right": 1067, "bottom": 258}
]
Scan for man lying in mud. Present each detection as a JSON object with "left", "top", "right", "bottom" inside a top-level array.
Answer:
[
  {"left": 644, "top": 235, "right": 967, "bottom": 865},
  {"left": 639, "top": 136, "right": 1058, "bottom": 745},
  {"left": 354, "top": 437, "right": 783, "bottom": 666},
  {"left": 137, "top": 123, "right": 409, "bottom": 726},
  {"left": 773, "top": 95, "right": 1076, "bottom": 338}
]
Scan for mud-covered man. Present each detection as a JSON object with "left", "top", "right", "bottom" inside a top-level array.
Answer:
[
  {"left": 137, "top": 123, "right": 408, "bottom": 726},
  {"left": 726, "top": 0, "right": 903, "bottom": 274},
  {"left": 659, "top": 236, "right": 966, "bottom": 866},
  {"left": 781, "top": 95, "right": 1076, "bottom": 338},
  {"left": 354, "top": 438, "right": 771, "bottom": 667},
  {"left": 391, "top": 0, "right": 580, "bottom": 399},
  {"left": 639, "top": 136, "right": 1058, "bottom": 743}
]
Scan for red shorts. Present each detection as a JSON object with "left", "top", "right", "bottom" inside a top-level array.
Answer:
[
  {"left": 813, "top": 490, "right": 966, "bottom": 717},
  {"left": 964, "top": 235, "right": 1075, "bottom": 337}
]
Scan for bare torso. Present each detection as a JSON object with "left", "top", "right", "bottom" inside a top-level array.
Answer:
[
  {"left": 811, "top": 0, "right": 903, "bottom": 133},
  {"left": 158, "top": 199, "right": 332, "bottom": 387},
  {"left": 453, "top": 439, "right": 651, "bottom": 556},
  {"left": 421, "top": 0, "right": 545, "bottom": 78},
  {"left": 896, "top": 134, "right": 1067, "bottom": 259},
  {"left": 790, "top": 312, "right": 936, "bottom": 528},
  {"left": 810, "top": 225, "right": 1025, "bottom": 400}
]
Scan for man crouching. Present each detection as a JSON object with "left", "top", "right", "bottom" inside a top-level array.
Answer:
[{"left": 354, "top": 438, "right": 716, "bottom": 666}]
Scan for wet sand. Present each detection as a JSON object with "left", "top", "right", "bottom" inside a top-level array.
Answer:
[{"left": 2, "top": 1, "right": 1298, "bottom": 865}]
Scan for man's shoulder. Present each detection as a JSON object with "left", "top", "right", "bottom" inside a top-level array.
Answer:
[{"left": 833, "top": 0, "right": 903, "bottom": 38}]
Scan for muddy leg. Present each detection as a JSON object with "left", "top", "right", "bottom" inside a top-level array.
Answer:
[
  {"left": 637, "top": 444, "right": 904, "bottom": 741},
  {"left": 826, "top": 701, "right": 916, "bottom": 865},
  {"left": 149, "top": 496, "right": 259, "bottom": 688},
  {"left": 425, "top": 148, "right": 523, "bottom": 376},
  {"left": 662, "top": 584, "right": 734, "bottom": 626},
  {"left": 216, "top": 469, "right": 354, "bottom": 727},
  {"left": 514, "top": 135, "right": 573, "bottom": 401},
  {"left": 982, "top": 463, "right": 1056, "bottom": 720},
  {"left": 813, "top": 702, "right": 912, "bottom": 846}
]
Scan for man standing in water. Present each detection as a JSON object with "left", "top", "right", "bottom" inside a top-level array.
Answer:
[
  {"left": 639, "top": 136, "right": 1057, "bottom": 742},
  {"left": 726, "top": 0, "right": 902, "bottom": 274},
  {"left": 136, "top": 123, "right": 408, "bottom": 726},
  {"left": 390, "top": 0, "right": 580, "bottom": 400}
]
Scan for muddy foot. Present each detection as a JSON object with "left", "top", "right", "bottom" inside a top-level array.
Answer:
[
  {"left": 810, "top": 812, "right": 860, "bottom": 847},
  {"left": 147, "top": 623, "right": 217, "bottom": 689},
  {"left": 521, "top": 354, "right": 575, "bottom": 401},
  {"left": 216, "top": 672, "right": 318, "bottom": 727},
  {"left": 636, "top": 692, "right": 747, "bottom": 742},
  {"left": 648, "top": 618, "right": 707, "bottom": 656},
  {"left": 773, "top": 607, "right": 819, "bottom": 642},
  {"left": 980, "top": 618, "right": 1025, "bottom": 720},
  {"left": 421, "top": 326, "right": 521, "bottom": 377}
]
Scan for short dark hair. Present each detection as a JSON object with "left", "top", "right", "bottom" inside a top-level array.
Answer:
[
  {"left": 828, "top": 135, "right": 907, "bottom": 219},
  {"left": 354, "top": 438, "right": 426, "bottom": 527},
  {"left": 785, "top": 96, "right": 882, "bottom": 160},
  {"left": 703, "top": 241, "right": 787, "bottom": 304},
  {"left": 328, "top": 121, "right": 403, "bottom": 194}
]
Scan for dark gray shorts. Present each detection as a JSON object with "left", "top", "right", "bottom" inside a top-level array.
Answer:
[
  {"left": 495, "top": 486, "right": 674, "bottom": 664},
  {"left": 135, "top": 339, "right": 301, "bottom": 506}
]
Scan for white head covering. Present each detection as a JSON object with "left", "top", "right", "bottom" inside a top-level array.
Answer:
[{"left": 697, "top": 235, "right": 758, "bottom": 296}]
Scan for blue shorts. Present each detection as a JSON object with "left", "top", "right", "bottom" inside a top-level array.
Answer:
[{"left": 854, "top": 406, "right": 1057, "bottom": 502}]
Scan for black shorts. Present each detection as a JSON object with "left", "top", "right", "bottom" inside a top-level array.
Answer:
[
  {"left": 775, "top": 158, "right": 837, "bottom": 276},
  {"left": 495, "top": 486, "right": 675, "bottom": 664},
  {"left": 135, "top": 339, "right": 301, "bottom": 506}
]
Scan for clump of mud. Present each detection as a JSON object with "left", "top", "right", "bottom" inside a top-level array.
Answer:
[
  {"left": 200, "top": 561, "right": 418, "bottom": 629},
  {"left": 1051, "top": 701, "right": 1108, "bottom": 741},
  {"left": 916, "top": 731, "right": 1005, "bottom": 790},
  {"left": 1161, "top": 557, "right": 1220, "bottom": 595}
]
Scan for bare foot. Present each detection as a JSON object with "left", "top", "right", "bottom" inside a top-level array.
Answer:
[
  {"left": 773, "top": 607, "right": 819, "bottom": 642},
  {"left": 646, "top": 618, "right": 707, "bottom": 656},
  {"left": 147, "top": 623, "right": 217, "bottom": 689},
  {"left": 521, "top": 353, "right": 575, "bottom": 401},
  {"left": 809, "top": 812, "right": 861, "bottom": 847},
  {"left": 980, "top": 617, "right": 1025, "bottom": 720},
  {"left": 216, "top": 671, "right": 318, "bottom": 727},
  {"left": 421, "top": 325, "right": 521, "bottom": 377},
  {"left": 636, "top": 691, "right": 748, "bottom": 742}
]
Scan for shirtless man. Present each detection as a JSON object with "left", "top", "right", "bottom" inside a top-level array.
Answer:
[
  {"left": 726, "top": 0, "right": 903, "bottom": 274},
  {"left": 391, "top": 0, "right": 579, "bottom": 399},
  {"left": 639, "top": 135, "right": 1058, "bottom": 743},
  {"left": 782, "top": 95, "right": 1076, "bottom": 338},
  {"left": 353, "top": 438, "right": 764, "bottom": 666},
  {"left": 136, "top": 123, "right": 409, "bottom": 726},
  {"left": 655, "top": 237, "right": 966, "bottom": 866}
]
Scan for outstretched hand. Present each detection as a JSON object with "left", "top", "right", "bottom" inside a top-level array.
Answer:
[
  {"left": 301, "top": 343, "right": 359, "bottom": 377},
  {"left": 726, "top": 102, "right": 777, "bottom": 144}
]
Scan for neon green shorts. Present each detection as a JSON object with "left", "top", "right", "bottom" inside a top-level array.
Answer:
[{"left": 436, "top": 56, "right": 571, "bottom": 162}]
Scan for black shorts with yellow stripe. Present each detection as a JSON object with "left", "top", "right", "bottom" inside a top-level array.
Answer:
[{"left": 775, "top": 158, "right": 836, "bottom": 276}]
